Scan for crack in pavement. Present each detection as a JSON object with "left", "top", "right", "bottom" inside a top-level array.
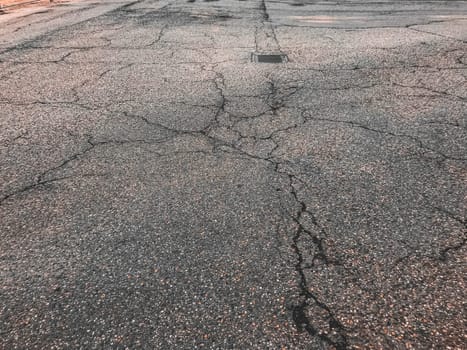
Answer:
[
  {"left": 391, "top": 82, "right": 467, "bottom": 102},
  {"left": 0, "top": 133, "right": 211, "bottom": 205},
  {"left": 193, "top": 61, "right": 353, "bottom": 346},
  {"left": 302, "top": 112, "right": 467, "bottom": 163},
  {"left": 286, "top": 173, "right": 348, "bottom": 348},
  {"left": 255, "top": 0, "right": 282, "bottom": 53},
  {"left": 1, "top": 1, "right": 466, "bottom": 348}
]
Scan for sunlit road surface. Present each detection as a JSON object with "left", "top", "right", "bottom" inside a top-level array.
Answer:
[{"left": 1, "top": 0, "right": 466, "bottom": 348}]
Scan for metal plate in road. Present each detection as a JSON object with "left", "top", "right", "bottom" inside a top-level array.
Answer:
[{"left": 251, "top": 53, "right": 288, "bottom": 63}]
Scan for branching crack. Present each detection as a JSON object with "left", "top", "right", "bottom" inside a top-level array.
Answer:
[
  {"left": 303, "top": 112, "right": 467, "bottom": 163},
  {"left": 391, "top": 82, "right": 466, "bottom": 102},
  {"left": 0, "top": 134, "right": 174, "bottom": 205},
  {"left": 288, "top": 175, "right": 348, "bottom": 349}
]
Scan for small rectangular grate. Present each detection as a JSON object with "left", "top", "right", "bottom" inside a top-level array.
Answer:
[{"left": 252, "top": 53, "right": 288, "bottom": 63}]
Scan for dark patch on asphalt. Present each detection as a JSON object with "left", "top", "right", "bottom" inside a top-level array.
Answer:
[
  {"left": 126, "top": 8, "right": 235, "bottom": 26},
  {"left": 259, "top": 0, "right": 269, "bottom": 20}
]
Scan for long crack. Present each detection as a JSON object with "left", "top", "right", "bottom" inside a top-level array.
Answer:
[
  {"left": 288, "top": 175, "right": 348, "bottom": 349},
  {"left": 303, "top": 112, "right": 467, "bottom": 163},
  {"left": 1, "top": 2, "right": 466, "bottom": 348}
]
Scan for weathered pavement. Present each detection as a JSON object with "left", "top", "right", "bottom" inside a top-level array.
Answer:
[{"left": 0, "top": 0, "right": 466, "bottom": 348}]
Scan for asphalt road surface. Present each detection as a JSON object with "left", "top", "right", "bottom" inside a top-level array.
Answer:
[{"left": 1, "top": 0, "right": 466, "bottom": 349}]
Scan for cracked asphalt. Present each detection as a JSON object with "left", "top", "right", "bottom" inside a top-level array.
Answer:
[{"left": 1, "top": 0, "right": 466, "bottom": 348}]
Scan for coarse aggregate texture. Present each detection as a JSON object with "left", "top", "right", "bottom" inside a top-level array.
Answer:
[{"left": 0, "top": 0, "right": 466, "bottom": 349}]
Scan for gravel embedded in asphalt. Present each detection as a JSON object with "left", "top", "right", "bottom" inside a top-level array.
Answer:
[{"left": 0, "top": 0, "right": 466, "bottom": 348}]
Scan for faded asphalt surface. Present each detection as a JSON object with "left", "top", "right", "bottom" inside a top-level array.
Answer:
[{"left": 0, "top": 0, "right": 466, "bottom": 348}]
